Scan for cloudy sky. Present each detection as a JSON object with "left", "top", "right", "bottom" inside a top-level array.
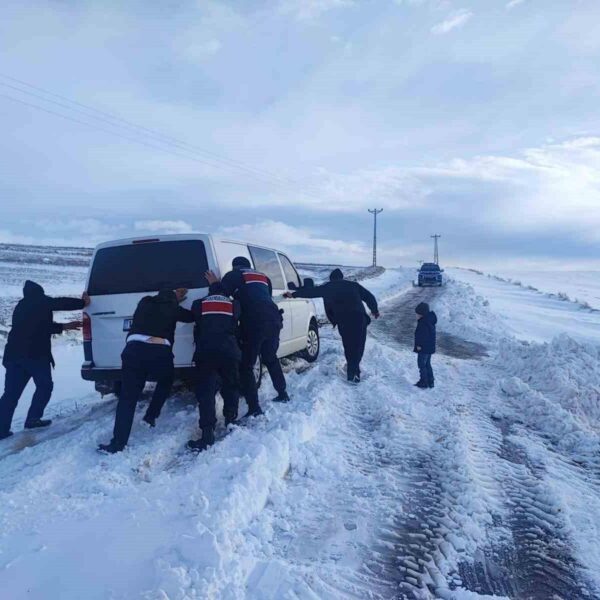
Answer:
[{"left": 1, "top": 0, "right": 599, "bottom": 268}]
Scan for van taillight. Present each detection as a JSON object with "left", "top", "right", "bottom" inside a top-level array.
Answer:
[{"left": 82, "top": 313, "right": 92, "bottom": 341}]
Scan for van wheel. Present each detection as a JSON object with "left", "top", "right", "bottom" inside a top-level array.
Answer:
[
  {"left": 301, "top": 321, "right": 320, "bottom": 363},
  {"left": 254, "top": 356, "right": 263, "bottom": 388}
]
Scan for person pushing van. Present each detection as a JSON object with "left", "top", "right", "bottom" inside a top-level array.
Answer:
[
  {"left": 286, "top": 269, "right": 379, "bottom": 383},
  {"left": 0, "top": 280, "right": 88, "bottom": 440},
  {"left": 206, "top": 256, "right": 289, "bottom": 417},
  {"left": 98, "top": 288, "right": 193, "bottom": 454},
  {"left": 187, "top": 282, "right": 241, "bottom": 452}
]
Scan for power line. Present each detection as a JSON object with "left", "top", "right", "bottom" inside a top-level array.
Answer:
[{"left": 0, "top": 74, "right": 329, "bottom": 201}]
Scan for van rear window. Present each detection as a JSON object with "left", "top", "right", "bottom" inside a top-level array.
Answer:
[{"left": 88, "top": 240, "right": 209, "bottom": 295}]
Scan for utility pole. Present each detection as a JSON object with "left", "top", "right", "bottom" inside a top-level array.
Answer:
[
  {"left": 368, "top": 208, "right": 383, "bottom": 267},
  {"left": 431, "top": 234, "right": 441, "bottom": 265}
]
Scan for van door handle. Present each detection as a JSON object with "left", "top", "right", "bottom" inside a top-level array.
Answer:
[{"left": 91, "top": 311, "right": 116, "bottom": 316}]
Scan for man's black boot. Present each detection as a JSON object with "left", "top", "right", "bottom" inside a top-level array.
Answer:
[
  {"left": 0, "top": 430, "right": 14, "bottom": 441},
  {"left": 187, "top": 428, "right": 215, "bottom": 452},
  {"left": 97, "top": 441, "right": 125, "bottom": 454},
  {"left": 429, "top": 382, "right": 435, "bottom": 389},
  {"left": 224, "top": 413, "right": 238, "bottom": 427},
  {"left": 24, "top": 419, "right": 52, "bottom": 430},
  {"left": 243, "top": 405, "right": 264, "bottom": 419},
  {"left": 272, "top": 391, "right": 290, "bottom": 403},
  {"left": 416, "top": 381, "right": 429, "bottom": 389},
  {"left": 142, "top": 414, "right": 156, "bottom": 428}
]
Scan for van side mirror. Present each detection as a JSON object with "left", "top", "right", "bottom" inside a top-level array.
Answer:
[
  {"left": 287, "top": 281, "right": 298, "bottom": 291},
  {"left": 303, "top": 278, "right": 314, "bottom": 288}
]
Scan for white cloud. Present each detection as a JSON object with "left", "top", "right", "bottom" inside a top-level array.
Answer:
[
  {"left": 36, "top": 218, "right": 124, "bottom": 237},
  {"left": 413, "top": 136, "right": 600, "bottom": 239},
  {"left": 506, "top": 0, "right": 525, "bottom": 9},
  {"left": 134, "top": 220, "right": 194, "bottom": 234},
  {"left": 431, "top": 9, "right": 473, "bottom": 34},
  {"left": 217, "top": 220, "right": 369, "bottom": 263},
  {"left": 182, "top": 38, "right": 222, "bottom": 61},
  {"left": 280, "top": 0, "right": 355, "bottom": 21}
]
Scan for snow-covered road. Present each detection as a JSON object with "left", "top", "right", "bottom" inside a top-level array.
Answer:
[{"left": 1, "top": 268, "right": 600, "bottom": 599}]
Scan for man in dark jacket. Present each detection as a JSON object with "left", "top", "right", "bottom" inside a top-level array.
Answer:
[
  {"left": 0, "top": 280, "right": 88, "bottom": 440},
  {"left": 207, "top": 256, "right": 288, "bottom": 417},
  {"left": 414, "top": 302, "right": 437, "bottom": 389},
  {"left": 287, "top": 269, "right": 379, "bottom": 383},
  {"left": 98, "top": 288, "right": 193, "bottom": 454},
  {"left": 187, "top": 282, "right": 241, "bottom": 452}
]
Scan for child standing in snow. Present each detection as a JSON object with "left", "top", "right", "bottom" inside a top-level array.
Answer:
[{"left": 414, "top": 302, "right": 437, "bottom": 389}]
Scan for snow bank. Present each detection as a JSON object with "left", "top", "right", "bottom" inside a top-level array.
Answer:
[
  {"left": 493, "top": 335, "right": 600, "bottom": 460},
  {"left": 430, "top": 279, "right": 501, "bottom": 345}
]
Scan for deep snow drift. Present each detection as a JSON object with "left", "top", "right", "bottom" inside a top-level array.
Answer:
[{"left": 1, "top": 247, "right": 600, "bottom": 599}]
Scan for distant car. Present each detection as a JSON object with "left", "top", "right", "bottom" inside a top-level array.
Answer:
[
  {"left": 417, "top": 263, "right": 444, "bottom": 287},
  {"left": 81, "top": 234, "right": 320, "bottom": 396}
]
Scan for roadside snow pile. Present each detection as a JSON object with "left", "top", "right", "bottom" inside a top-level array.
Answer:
[
  {"left": 431, "top": 279, "right": 502, "bottom": 345},
  {"left": 493, "top": 335, "right": 600, "bottom": 460}
]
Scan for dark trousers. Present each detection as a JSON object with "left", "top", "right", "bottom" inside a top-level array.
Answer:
[
  {"left": 338, "top": 316, "right": 368, "bottom": 380},
  {"left": 417, "top": 353, "right": 434, "bottom": 386},
  {"left": 0, "top": 358, "right": 54, "bottom": 432},
  {"left": 240, "top": 324, "right": 286, "bottom": 409},
  {"left": 194, "top": 351, "right": 240, "bottom": 431},
  {"left": 111, "top": 342, "right": 174, "bottom": 448}
]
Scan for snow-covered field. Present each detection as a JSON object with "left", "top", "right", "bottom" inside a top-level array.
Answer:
[
  {"left": 449, "top": 268, "right": 600, "bottom": 345},
  {"left": 1, "top": 246, "right": 600, "bottom": 599},
  {"left": 486, "top": 269, "right": 600, "bottom": 311}
]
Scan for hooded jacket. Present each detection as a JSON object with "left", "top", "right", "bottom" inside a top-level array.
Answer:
[
  {"left": 414, "top": 310, "right": 437, "bottom": 354},
  {"left": 292, "top": 270, "right": 378, "bottom": 326},
  {"left": 3, "top": 280, "right": 85, "bottom": 366},
  {"left": 191, "top": 283, "right": 241, "bottom": 360},
  {"left": 128, "top": 290, "right": 194, "bottom": 346}
]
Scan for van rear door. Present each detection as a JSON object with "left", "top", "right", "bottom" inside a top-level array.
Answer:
[{"left": 86, "top": 237, "right": 212, "bottom": 369}]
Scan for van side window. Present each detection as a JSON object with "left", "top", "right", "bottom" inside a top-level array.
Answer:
[
  {"left": 278, "top": 254, "right": 300, "bottom": 289},
  {"left": 249, "top": 246, "right": 285, "bottom": 290}
]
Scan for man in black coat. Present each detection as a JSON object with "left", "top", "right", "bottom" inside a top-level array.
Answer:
[
  {"left": 287, "top": 268, "right": 379, "bottom": 383},
  {"left": 0, "top": 280, "right": 88, "bottom": 439},
  {"left": 414, "top": 302, "right": 437, "bottom": 389},
  {"left": 98, "top": 288, "right": 193, "bottom": 454},
  {"left": 207, "top": 256, "right": 288, "bottom": 417},
  {"left": 187, "top": 282, "right": 242, "bottom": 452}
]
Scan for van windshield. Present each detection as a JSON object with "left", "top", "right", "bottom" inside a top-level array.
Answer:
[{"left": 88, "top": 240, "right": 209, "bottom": 295}]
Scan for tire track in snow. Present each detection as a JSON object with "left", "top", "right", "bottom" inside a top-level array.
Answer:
[
  {"left": 455, "top": 371, "right": 597, "bottom": 599},
  {"left": 370, "top": 288, "right": 599, "bottom": 599}
]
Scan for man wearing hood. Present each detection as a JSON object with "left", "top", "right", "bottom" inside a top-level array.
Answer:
[
  {"left": 0, "top": 280, "right": 88, "bottom": 440},
  {"left": 187, "top": 282, "right": 241, "bottom": 452},
  {"left": 414, "top": 302, "right": 437, "bottom": 389},
  {"left": 98, "top": 288, "right": 193, "bottom": 454},
  {"left": 206, "top": 256, "right": 288, "bottom": 417},
  {"left": 286, "top": 269, "right": 379, "bottom": 384}
]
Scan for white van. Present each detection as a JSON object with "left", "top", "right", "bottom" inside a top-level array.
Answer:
[{"left": 81, "top": 234, "right": 320, "bottom": 395}]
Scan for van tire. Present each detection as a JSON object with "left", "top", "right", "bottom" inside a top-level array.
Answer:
[{"left": 300, "top": 321, "right": 320, "bottom": 363}]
